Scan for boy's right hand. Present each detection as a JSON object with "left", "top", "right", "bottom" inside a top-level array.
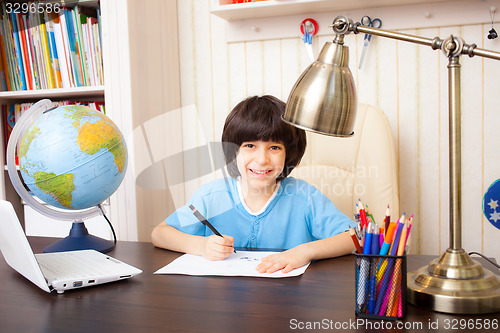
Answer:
[{"left": 201, "top": 235, "right": 235, "bottom": 261}]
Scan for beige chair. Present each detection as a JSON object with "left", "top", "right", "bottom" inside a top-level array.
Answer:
[{"left": 291, "top": 104, "right": 399, "bottom": 225}]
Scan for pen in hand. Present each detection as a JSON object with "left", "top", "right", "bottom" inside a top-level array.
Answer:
[{"left": 188, "top": 204, "right": 236, "bottom": 253}]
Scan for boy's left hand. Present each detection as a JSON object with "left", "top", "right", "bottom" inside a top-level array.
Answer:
[{"left": 255, "top": 246, "right": 310, "bottom": 274}]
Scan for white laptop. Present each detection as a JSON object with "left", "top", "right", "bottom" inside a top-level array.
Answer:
[{"left": 0, "top": 200, "right": 142, "bottom": 294}]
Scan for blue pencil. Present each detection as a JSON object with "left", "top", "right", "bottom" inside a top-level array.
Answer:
[
  {"left": 375, "top": 214, "right": 405, "bottom": 314},
  {"left": 367, "top": 224, "right": 379, "bottom": 314},
  {"left": 358, "top": 224, "right": 373, "bottom": 312}
]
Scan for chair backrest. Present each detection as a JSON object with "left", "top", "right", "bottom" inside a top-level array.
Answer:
[{"left": 291, "top": 104, "right": 399, "bottom": 224}]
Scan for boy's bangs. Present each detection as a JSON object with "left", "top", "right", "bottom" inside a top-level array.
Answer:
[{"left": 236, "top": 108, "right": 290, "bottom": 145}]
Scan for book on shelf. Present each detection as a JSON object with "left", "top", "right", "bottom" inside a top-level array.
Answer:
[
  {"left": 45, "top": 13, "right": 62, "bottom": 89},
  {"left": 0, "top": 36, "right": 7, "bottom": 91},
  {"left": 0, "top": 2, "right": 103, "bottom": 91},
  {"left": 8, "top": 10, "right": 27, "bottom": 90}
]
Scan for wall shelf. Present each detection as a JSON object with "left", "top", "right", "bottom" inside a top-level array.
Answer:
[
  {"left": 210, "top": 0, "right": 453, "bottom": 21},
  {"left": 210, "top": 0, "right": 500, "bottom": 43}
]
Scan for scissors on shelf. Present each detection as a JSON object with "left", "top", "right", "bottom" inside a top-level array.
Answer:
[{"left": 358, "top": 15, "right": 382, "bottom": 69}]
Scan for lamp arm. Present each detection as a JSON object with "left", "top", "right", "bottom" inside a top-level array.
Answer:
[
  {"left": 333, "top": 17, "right": 500, "bottom": 61},
  {"left": 354, "top": 24, "right": 440, "bottom": 49}
]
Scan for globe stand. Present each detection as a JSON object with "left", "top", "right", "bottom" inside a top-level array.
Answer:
[
  {"left": 6, "top": 99, "right": 126, "bottom": 255},
  {"left": 43, "top": 220, "right": 115, "bottom": 253}
]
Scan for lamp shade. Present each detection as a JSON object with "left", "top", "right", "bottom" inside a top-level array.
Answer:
[{"left": 283, "top": 41, "right": 357, "bottom": 136}]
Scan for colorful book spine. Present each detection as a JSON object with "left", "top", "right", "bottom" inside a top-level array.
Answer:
[
  {"left": 9, "top": 12, "right": 27, "bottom": 90},
  {"left": 2, "top": 105, "right": 15, "bottom": 153},
  {"left": 45, "top": 13, "right": 62, "bottom": 88},
  {"left": 73, "top": 6, "right": 89, "bottom": 86},
  {"left": 0, "top": 21, "right": 12, "bottom": 91},
  {"left": 89, "top": 16, "right": 103, "bottom": 85},
  {"left": 53, "top": 14, "right": 72, "bottom": 88},
  {"left": 0, "top": 29, "right": 7, "bottom": 91},
  {"left": 5, "top": 14, "right": 22, "bottom": 90},
  {"left": 38, "top": 12, "right": 55, "bottom": 89},
  {"left": 17, "top": 13, "right": 34, "bottom": 90},
  {"left": 82, "top": 16, "right": 95, "bottom": 86},
  {"left": 1, "top": 14, "right": 18, "bottom": 90},
  {"left": 63, "top": 8, "right": 83, "bottom": 87},
  {"left": 31, "top": 10, "right": 48, "bottom": 90}
]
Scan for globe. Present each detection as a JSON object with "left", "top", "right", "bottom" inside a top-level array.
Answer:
[
  {"left": 18, "top": 104, "right": 127, "bottom": 211},
  {"left": 6, "top": 99, "right": 127, "bottom": 253}
]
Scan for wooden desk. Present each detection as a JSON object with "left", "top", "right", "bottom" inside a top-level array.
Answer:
[{"left": 0, "top": 238, "right": 499, "bottom": 332}]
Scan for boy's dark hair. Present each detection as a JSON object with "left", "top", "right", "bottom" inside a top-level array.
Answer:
[{"left": 221, "top": 95, "right": 306, "bottom": 180}]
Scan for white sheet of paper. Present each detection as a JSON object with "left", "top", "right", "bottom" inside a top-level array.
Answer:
[{"left": 154, "top": 251, "right": 310, "bottom": 278}]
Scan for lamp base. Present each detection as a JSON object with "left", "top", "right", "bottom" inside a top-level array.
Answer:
[{"left": 407, "top": 249, "right": 500, "bottom": 314}]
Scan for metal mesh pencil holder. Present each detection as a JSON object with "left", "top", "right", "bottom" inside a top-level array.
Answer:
[{"left": 354, "top": 252, "right": 407, "bottom": 320}]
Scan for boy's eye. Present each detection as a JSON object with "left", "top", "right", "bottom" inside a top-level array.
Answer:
[
  {"left": 242, "top": 143, "right": 254, "bottom": 148},
  {"left": 270, "top": 146, "right": 281, "bottom": 150}
]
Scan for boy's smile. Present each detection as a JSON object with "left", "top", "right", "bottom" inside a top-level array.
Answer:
[
  {"left": 248, "top": 169, "right": 272, "bottom": 175},
  {"left": 237, "top": 140, "right": 286, "bottom": 198}
]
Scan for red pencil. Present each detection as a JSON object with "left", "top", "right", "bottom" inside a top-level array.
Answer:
[
  {"left": 384, "top": 205, "right": 390, "bottom": 236},
  {"left": 358, "top": 199, "right": 368, "bottom": 229},
  {"left": 349, "top": 227, "right": 363, "bottom": 254}
]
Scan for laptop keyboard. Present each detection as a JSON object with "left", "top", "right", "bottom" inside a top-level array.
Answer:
[{"left": 36, "top": 251, "right": 116, "bottom": 279}]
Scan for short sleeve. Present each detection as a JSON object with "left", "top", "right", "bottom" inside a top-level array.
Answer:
[
  {"left": 164, "top": 188, "right": 209, "bottom": 236},
  {"left": 163, "top": 178, "right": 235, "bottom": 237},
  {"left": 307, "top": 187, "right": 353, "bottom": 239}
]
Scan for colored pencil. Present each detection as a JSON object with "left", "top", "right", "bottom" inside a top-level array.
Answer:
[
  {"left": 397, "top": 222, "right": 408, "bottom": 256},
  {"left": 349, "top": 227, "right": 363, "bottom": 254},
  {"left": 384, "top": 204, "right": 390, "bottom": 236},
  {"left": 358, "top": 199, "right": 368, "bottom": 229},
  {"left": 389, "top": 213, "right": 405, "bottom": 256},
  {"left": 365, "top": 204, "right": 376, "bottom": 225},
  {"left": 379, "top": 222, "right": 397, "bottom": 255}
]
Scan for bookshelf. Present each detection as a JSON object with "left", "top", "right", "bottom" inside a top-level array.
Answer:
[
  {"left": 0, "top": 0, "right": 127, "bottom": 239},
  {"left": 0, "top": 85, "right": 104, "bottom": 100}
]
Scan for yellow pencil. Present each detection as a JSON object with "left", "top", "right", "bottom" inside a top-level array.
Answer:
[{"left": 397, "top": 222, "right": 408, "bottom": 256}]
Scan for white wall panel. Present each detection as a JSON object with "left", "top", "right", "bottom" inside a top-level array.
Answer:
[
  {"left": 210, "top": 14, "right": 231, "bottom": 142},
  {"left": 262, "top": 40, "right": 282, "bottom": 98},
  {"left": 396, "top": 34, "right": 420, "bottom": 252},
  {"left": 280, "top": 38, "right": 302, "bottom": 100},
  {"left": 246, "top": 41, "right": 264, "bottom": 96},
  {"left": 417, "top": 28, "right": 441, "bottom": 255},
  {"left": 227, "top": 42, "right": 247, "bottom": 108}
]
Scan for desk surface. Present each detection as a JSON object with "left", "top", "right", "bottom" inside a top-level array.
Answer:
[{"left": 1, "top": 238, "right": 499, "bottom": 333}]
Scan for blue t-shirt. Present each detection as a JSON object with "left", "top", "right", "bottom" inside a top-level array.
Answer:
[{"left": 165, "top": 177, "right": 353, "bottom": 249}]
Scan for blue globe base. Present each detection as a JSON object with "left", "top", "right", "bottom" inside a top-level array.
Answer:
[{"left": 43, "top": 221, "right": 115, "bottom": 253}]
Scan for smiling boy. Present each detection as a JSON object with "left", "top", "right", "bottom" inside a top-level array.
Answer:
[{"left": 151, "top": 95, "right": 354, "bottom": 273}]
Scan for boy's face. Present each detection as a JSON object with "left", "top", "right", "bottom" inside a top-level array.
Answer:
[{"left": 236, "top": 140, "right": 286, "bottom": 195}]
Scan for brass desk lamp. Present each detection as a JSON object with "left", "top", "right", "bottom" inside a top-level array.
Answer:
[{"left": 283, "top": 16, "right": 500, "bottom": 314}]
